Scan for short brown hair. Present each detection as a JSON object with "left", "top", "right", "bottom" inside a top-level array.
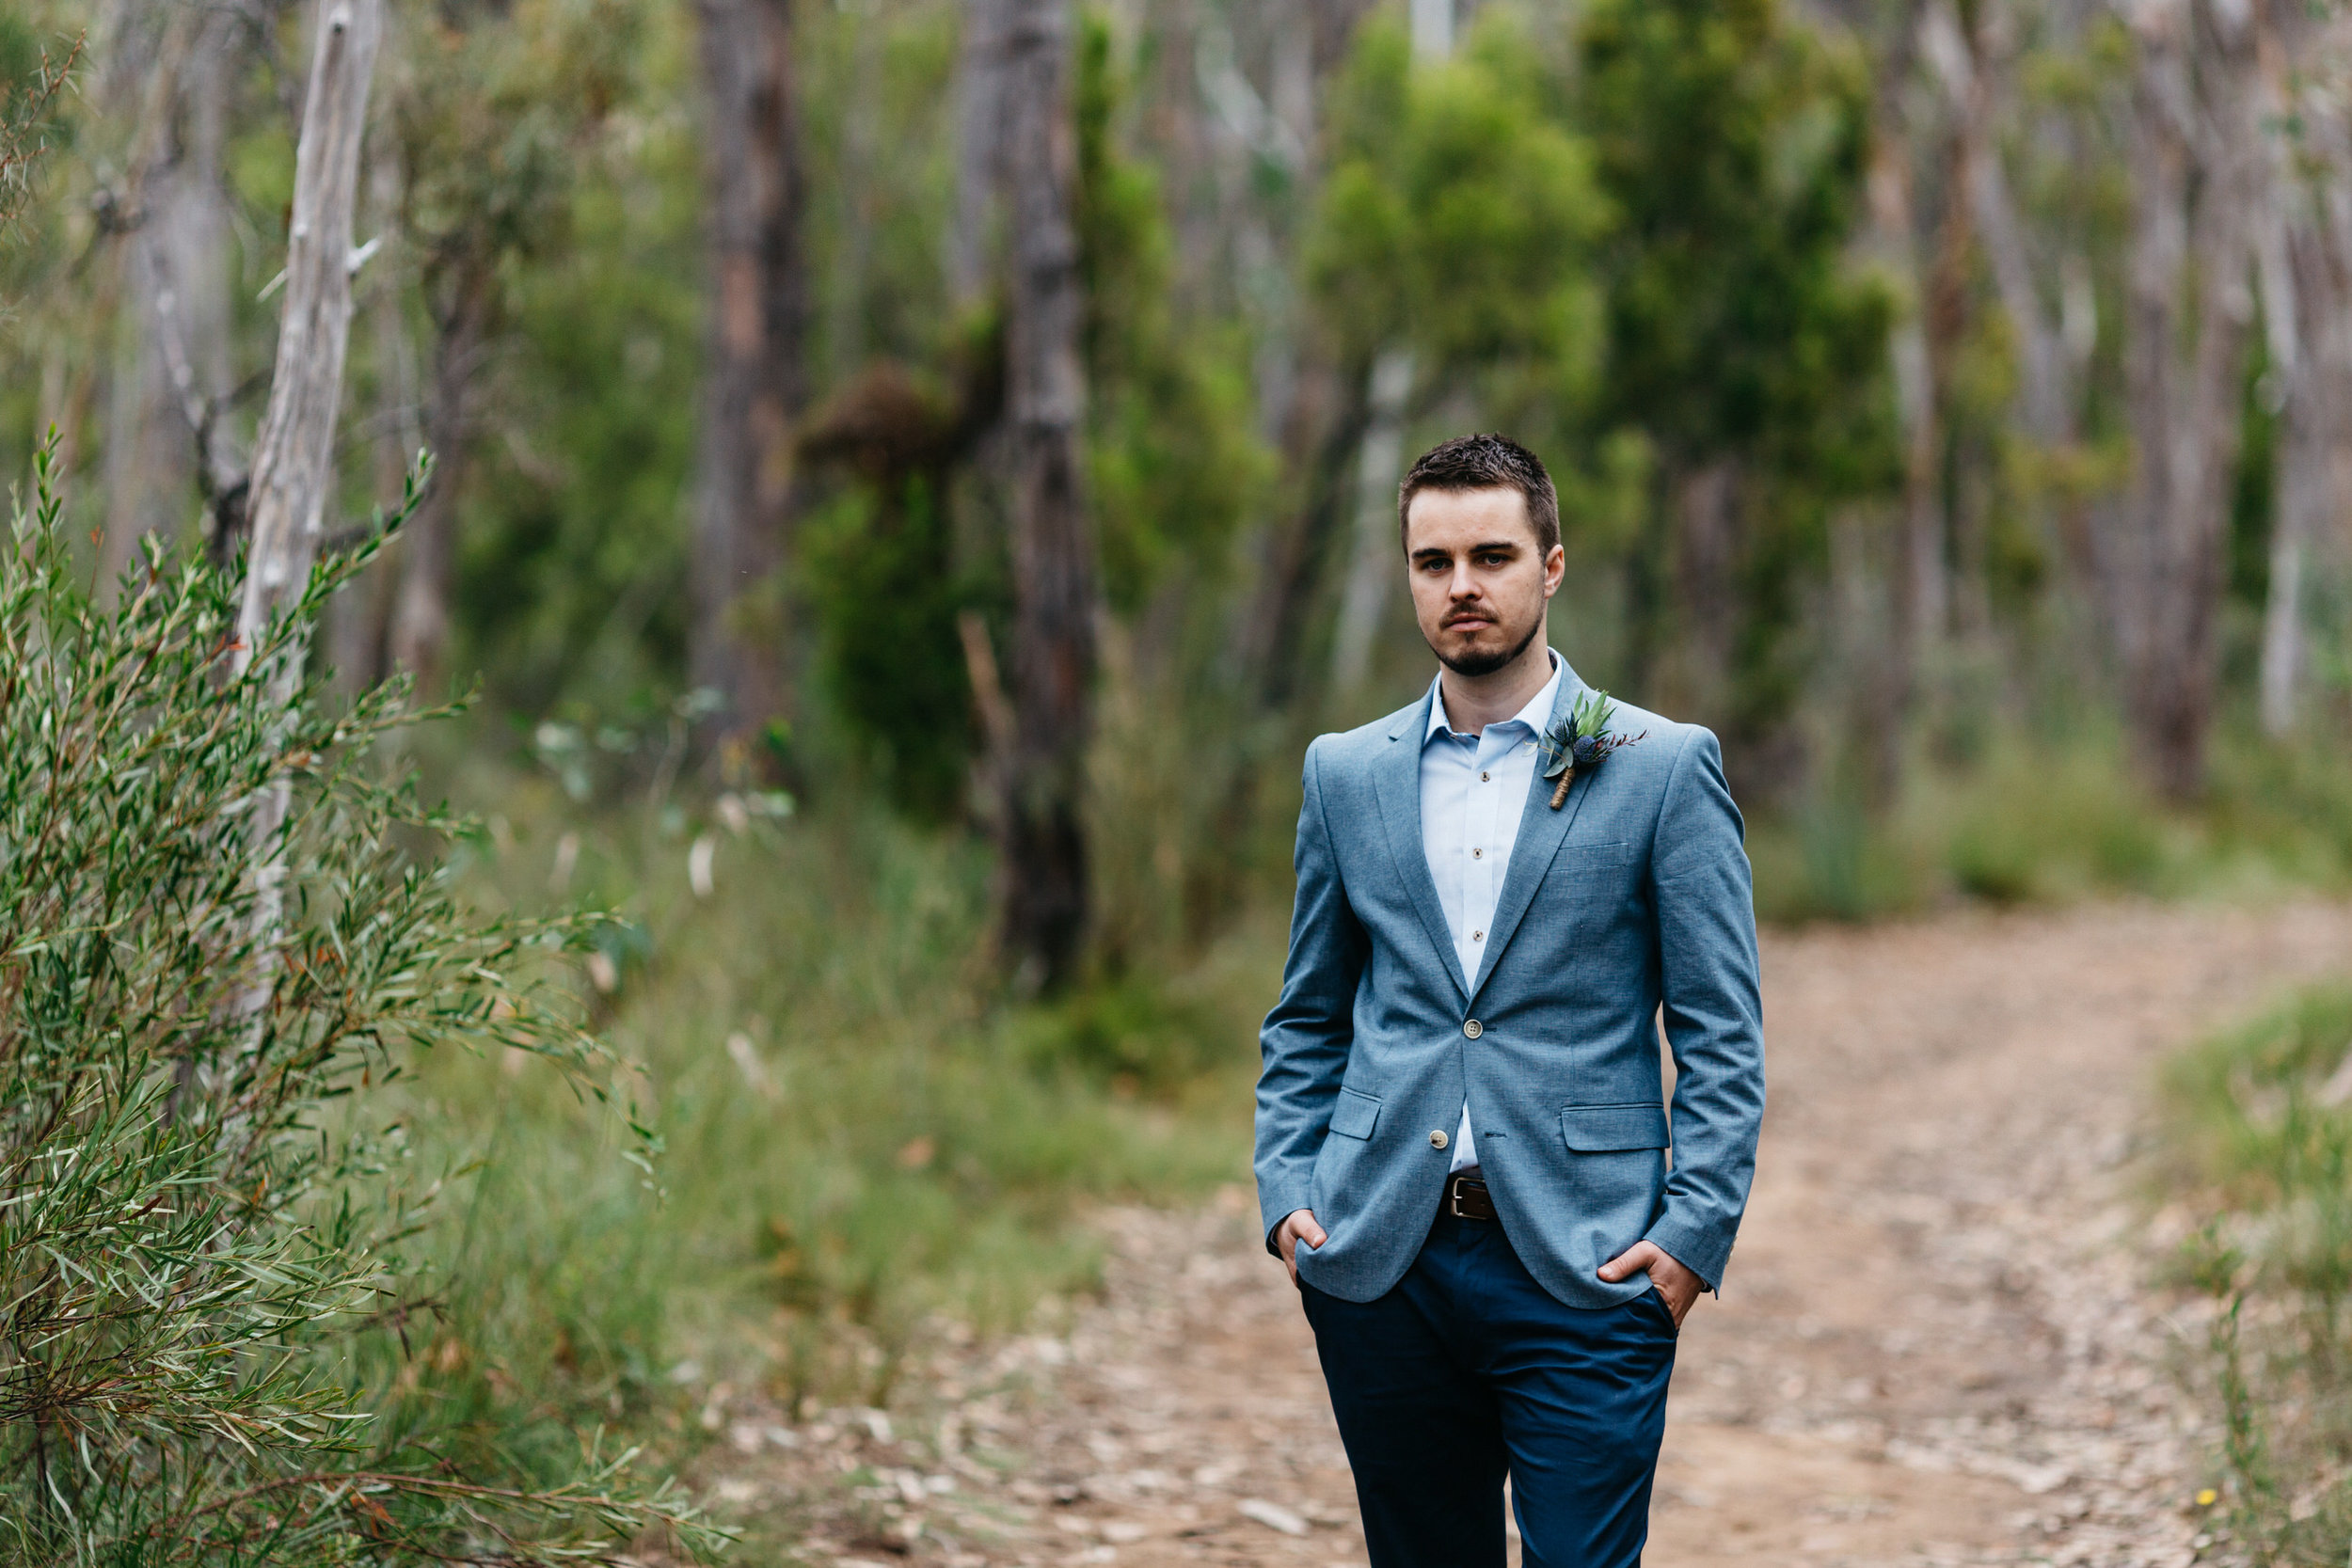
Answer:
[{"left": 1398, "top": 434, "right": 1561, "bottom": 557}]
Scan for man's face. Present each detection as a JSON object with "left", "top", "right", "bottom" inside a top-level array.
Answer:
[{"left": 1404, "top": 486, "right": 1566, "bottom": 677}]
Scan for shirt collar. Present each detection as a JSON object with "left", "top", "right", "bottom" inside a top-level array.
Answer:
[{"left": 1423, "top": 650, "right": 1562, "bottom": 745}]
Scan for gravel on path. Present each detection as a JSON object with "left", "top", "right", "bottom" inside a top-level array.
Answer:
[{"left": 691, "top": 900, "right": 2352, "bottom": 1568}]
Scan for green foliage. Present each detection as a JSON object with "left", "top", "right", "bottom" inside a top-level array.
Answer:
[
  {"left": 803, "top": 474, "right": 981, "bottom": 819},
  {"left": 1076, "top": 10, "right": 1272, "bottom": 612},
  {"left": 397, "top": 0, "right": 696, "bottom": 711},
  {"left": 799, "top": 0, "right": 962, "bottom": 377},
  {"left": 0, "top": 24, "right": 72, "bottom": 256},
  {"left": 1310, "top": 12, "right": 1611, "bottom": 437},
  {"left": 1577, "top": 0, "right": 1898, "bottom": 735},
  {"left": 0, "top": 446, "right": 713, "bottom": 1562},
  {"left": 400, "top": 752, "right": 1258, "bottom": 1424},
  {"left": 1579, "top": 0, "right": 1886, "bottom": 471}
]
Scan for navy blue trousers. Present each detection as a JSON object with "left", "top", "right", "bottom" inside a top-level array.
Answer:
[{"left": 1299, "top": 1212, "right": 1677, "bottom": 1568}]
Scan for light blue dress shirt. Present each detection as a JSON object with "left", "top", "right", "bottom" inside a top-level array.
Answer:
[{"left": 1419, "top": 653, "right": 1563, "bottom": 1173}]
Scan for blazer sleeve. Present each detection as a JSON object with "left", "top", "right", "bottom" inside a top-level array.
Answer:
[
  {"left": 1254, "top": 738, "right": 1371, "bottom": 1253},
  {"left": 1642, "top": 726, "right": 1765, "bottom": 1291}
]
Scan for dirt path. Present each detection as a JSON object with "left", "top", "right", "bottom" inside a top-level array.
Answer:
[{"left": 704, "top": 900, "right": 2352, "bottom": 1567}]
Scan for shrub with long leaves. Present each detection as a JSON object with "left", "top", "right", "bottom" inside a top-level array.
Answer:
[{"left": 0, "top": 438, "right": 719, "bottom": 1562}]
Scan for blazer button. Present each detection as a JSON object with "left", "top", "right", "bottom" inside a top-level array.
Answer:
[
  {"left": 1429, "top": 1129, "right": 1449, "bottom": 1149},
  {"left": 1462, "top": 1019, "right": 1483, "bottom": 1039}
]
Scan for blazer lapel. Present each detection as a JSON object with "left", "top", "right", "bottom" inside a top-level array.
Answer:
[
  {"left": 1468, "top": 657, "right": 1592, "bottom": 1005},
  {"left": 1373, "top": 690, "right": 1471, "bottom": 1003}
]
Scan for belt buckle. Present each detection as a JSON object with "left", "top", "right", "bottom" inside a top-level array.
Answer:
[{"left": 1448, "top": 1176, "right": 1484, "bottom": 1219}]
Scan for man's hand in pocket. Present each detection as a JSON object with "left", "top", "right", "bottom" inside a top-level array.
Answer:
[{"left": 1275, "top": 1210, "right": 1327, "bottom": 1286}]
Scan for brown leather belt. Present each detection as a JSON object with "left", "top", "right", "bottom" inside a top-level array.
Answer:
[{"left": 1443, "top": 1171, "right": 1496, "bottom": 1221}]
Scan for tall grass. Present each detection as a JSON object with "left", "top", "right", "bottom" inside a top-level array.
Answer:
[
  {"left": 1750, "top": 721, "right": 2352, "bottom": 923},
  {"left": 2161, "top": 985, "right": 2352, "bottom": 1565},
  {"left": 381, "top": 739, "right": 1266, "bottom": 1441}
]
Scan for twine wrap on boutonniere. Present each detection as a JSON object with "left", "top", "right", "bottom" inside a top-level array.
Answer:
[{"left": 1539, "top": 689, "right": 1645, "bottom": 809}]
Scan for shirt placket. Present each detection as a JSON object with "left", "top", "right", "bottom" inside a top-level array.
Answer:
[{"left": 1470, "top": 729, "right": 1502, "bottom": 966}]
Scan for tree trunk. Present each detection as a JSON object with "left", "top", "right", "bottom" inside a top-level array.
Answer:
[
  {"left": 2252, "top": 1, "right": 2352, "bottom": 737},
  {"left": 235, "top": 0, "right": 383, "bottom": 660},
  {"left": 387, "top": 259, "right": 492, "bottom": 685},
  {"left": 2104, "top": 0, "right": 2259, "bottom": 799},
  {"left": 1673, "top": 458, "right": 1740, "bottom": 714},
  {"left": 1238, "top": 359, "right": 1368, "bottom": 707},
  {"left": 1924, "top": 0, "right": 2072, "bottom": 449},
  {"left": 328, "top": 135, "right": 419, "bottom": 695},
  {"left": 1326, "top": 347, "right": 1413, "bottom": 697},
  {"left": 950, "top": 0, "right": 1011, "bottom": 309},
  {"left": 231, "top": 0, "right": 383, "bottom": 1025},
  {"left": 998, "top": 0, "right": 1096, "bottom": 993},
  {"left": 1858, "top": 75, "right": 1926, "bottom": 803},
  {"left": 691, "top": 0, "right": 809, "bottom": 761},
  {"left": 103, "top": 6, "right": 242, "bottom": 583}
]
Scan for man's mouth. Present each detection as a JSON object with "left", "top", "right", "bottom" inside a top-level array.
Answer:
[{"left": 1445, "top": 616, "right": 1494, "bottom": 633}]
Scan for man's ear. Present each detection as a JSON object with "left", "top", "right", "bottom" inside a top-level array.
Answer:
[{"left": 1542, "top": 544, "right": 1566, "bottom": 596}]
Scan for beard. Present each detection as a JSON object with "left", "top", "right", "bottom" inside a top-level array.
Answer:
[{"left": 1434, "top": 610, "right": 1545, "bottom": 678}]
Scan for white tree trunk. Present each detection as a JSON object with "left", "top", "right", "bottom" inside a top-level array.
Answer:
[
  {"left": 2104, "top": 0, "right": 2260, "bottom": 798},
  {"left": 234, "top": 0, "right": 383, "bottom": 670},
  {"left": 230, "top": 0, "right": 383, "bottom": 1029},
  {"left": 2251, "top": 0, "right": 2352, "bottom": 736}
]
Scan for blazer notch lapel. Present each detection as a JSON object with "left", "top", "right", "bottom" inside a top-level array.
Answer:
[{"left": 1373, "top": 693, "right": 1470, "bottom": 1003}]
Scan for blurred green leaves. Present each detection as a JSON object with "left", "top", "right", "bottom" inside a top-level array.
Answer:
[
  {"left": 1309, "top": 13, "right": 1610, "bottom": 437},
  {"left": 0, "top": 444, "right": 715, "bottom": 1561}
]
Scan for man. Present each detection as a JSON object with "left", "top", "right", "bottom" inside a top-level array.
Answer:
[{"left": 1255, "top": 434, "right": 1764, "bottom": 1567}]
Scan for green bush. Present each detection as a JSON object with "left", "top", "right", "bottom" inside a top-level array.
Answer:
[{"left": 0, "top": 446, "right": 712, "bottom": 1563}]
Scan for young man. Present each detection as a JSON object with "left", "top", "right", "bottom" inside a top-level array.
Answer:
[{"left": 1255, "top": 434, "right": 1764, "bottom": 1567}]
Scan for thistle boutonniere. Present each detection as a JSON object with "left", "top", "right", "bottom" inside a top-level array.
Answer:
[{"left": 1538, "top": 689, "right": 1645, "bottom": 810}]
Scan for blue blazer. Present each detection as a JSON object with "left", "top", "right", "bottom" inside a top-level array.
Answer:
[{"left": 1255, "top": 656, "right": 1764, "bottom": 1308}]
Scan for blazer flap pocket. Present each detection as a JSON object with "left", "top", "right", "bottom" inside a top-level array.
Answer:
[
  {"left": 1561, "top": 1102, "right": 1669, "bottom": 1151},
  {"left": 1329, "top": 1087, "right": 1382, "bottom": 1140}
]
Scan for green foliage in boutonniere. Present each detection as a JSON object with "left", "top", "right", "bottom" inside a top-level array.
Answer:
[{"left": 1539, "top": 689, "right": 1645, "bottom": 809}]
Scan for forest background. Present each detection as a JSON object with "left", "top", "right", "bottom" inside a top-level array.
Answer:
[{"left": 8, "top": 0, "right": 2352, "bottom": 1558}]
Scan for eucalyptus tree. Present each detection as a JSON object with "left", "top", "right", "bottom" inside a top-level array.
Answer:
[
  {"left": 691, "top": 0, "right": 809, "bottom": 766},
  {"left": 997, "top": 0, "right": 1094, "bottom": 992},
  {"left": 2099, "top": 0, "right": 2263, "bottom": 798},
  {"left": 1577, "top": 0, "right": 1896, "bottom": 786}
]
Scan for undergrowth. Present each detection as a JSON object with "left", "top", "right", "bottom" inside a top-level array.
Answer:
[
  {"left": 1749, "top": 721, "right": 2352, "bottom": 923},
  {"left": 2161, "top": 984, "right": 2352, "bottom": 1565},
  {"left": 378, "top": 731, "right": 1263, "bottom": 1449}
]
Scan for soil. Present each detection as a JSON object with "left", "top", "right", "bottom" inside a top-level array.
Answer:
[{"left": 694, "top": 899, "right": 2352, "bottom": 1568}]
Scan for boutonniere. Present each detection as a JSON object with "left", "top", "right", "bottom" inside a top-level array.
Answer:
[{"left": 1539, "top": 689, "right": 1645, "bottom": 810}]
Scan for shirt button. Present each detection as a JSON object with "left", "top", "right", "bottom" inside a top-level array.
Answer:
[
  {"left": 1471, "top": 847, "right": 1483, "bottom": 859},
  {"left": 1462, "top": 1019, "right": 1483, "bottom": 1039},
  {"left": 1429, "top": 1129, "right": 1450, "bottom": 1149},
  {"left": 1472, "top": 930, "right": 1484, "bottom": 942},
  {"left": 1480, "top": 770, "right": 1491, "bottom": 782}
]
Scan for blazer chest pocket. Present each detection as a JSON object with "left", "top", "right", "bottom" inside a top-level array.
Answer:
[
  {"left": 1560, "top": 1102, "right": 1669, "bottom": 1151},
  {"left": 1329, "top": 1087, "right": 1382, "bottom": 1140}
]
